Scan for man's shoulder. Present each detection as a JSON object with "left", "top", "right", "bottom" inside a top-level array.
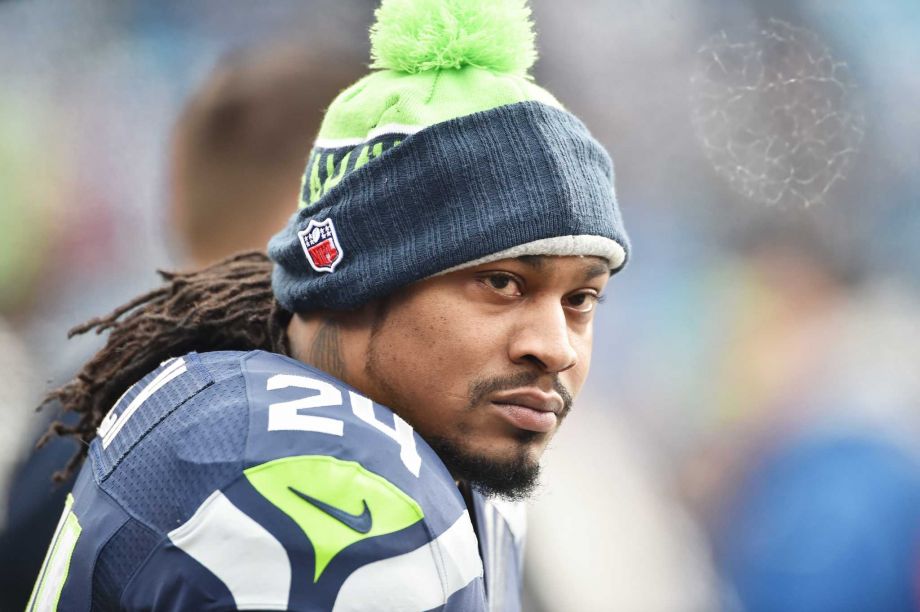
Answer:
[
  {"left": 90, "top": 350, "right": 251, "bottom": 475},
  {"left": 89, "top": 349, "right": 465, "bottom": 532},
  {"left": 87, "top": 350, "right": 254, "bottom": 530},
  {"left": 70, "top": 350, "right": 485, "bottom": 610}
]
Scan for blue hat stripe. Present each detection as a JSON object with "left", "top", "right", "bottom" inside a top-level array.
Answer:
[{"left": 269, "top": 101, "right": 629, "bottom": 312}]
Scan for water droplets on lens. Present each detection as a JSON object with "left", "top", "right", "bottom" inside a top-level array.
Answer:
[{"left": 691, "top": 19, "right": 866, "bottom": 208}]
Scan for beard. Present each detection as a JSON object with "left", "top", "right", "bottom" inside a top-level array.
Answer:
[
  {"left": 423, "top": 431, "right": 542, "bottom": 501},
  {"left": 366, "top": 348, "right": 571, "bottom": 501},
  {"left": 447, "top": 369, "right": 573, "bottom": 500},
  {"left": 365, "top": 354, "right": 545, "bottom": 500}
]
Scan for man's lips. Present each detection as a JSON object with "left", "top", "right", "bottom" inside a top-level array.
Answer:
[
  {"left": 491, "top": 389, "right": 564, "bottom": 415},
  {"left": 489, "top": 389, "right": 564, "bottom": 433}
]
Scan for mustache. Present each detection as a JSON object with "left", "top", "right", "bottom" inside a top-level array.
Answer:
[{"left": 468, "top": 370, "right": 574, "bottom": 415}]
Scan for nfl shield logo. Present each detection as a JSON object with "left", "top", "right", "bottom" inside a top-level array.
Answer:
[{"left": 298, "top": 218, "right": 344, "bottom": 273}]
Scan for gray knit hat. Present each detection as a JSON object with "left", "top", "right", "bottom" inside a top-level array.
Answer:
[{"left": 268, "top": 0, "right": 629, "bottom": 312}]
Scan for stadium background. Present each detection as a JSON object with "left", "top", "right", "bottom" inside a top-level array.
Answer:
[{"left": 1, "top": 1, "right": 919, "bottom": 610}]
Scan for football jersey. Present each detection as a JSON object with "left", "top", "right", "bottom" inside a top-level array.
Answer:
[{"left": 28, "top": 350, "right": 526, "bottom": 611}]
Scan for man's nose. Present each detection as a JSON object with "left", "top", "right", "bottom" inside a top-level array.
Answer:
[{"left": 508, "top": 300, "right": 578, "bottom": 373}]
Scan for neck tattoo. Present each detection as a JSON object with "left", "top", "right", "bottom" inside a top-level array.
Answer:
[{"left": 309, "top": 318, "right": 346, "bottom": 380}]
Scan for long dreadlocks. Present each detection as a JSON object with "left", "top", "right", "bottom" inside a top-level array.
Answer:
[{"left": 38, "top": 251, "right": 292, "bottom": 480}]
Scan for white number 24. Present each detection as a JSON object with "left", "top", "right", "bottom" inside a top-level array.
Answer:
[{"left": 265, "top": 374, "right": 421, "bottom": 477}]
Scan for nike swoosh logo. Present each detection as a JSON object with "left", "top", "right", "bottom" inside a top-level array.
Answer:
[{"left": 288, "top": 486, "right": 373, "bottom": 534}]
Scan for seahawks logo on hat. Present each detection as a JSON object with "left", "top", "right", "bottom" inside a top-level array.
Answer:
[{"left": 298, "top": 218, "right": 343, "bottom": 273}]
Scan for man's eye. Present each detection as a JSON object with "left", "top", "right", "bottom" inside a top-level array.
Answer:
[
  {"left": 565, "top": 291, "right": 601, "bottom": 313},
  {"left": 481, "top": 273, "right": 522, "bottom": 296}
]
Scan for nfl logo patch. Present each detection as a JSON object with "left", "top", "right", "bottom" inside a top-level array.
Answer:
[{"left": 298, "top": 218, "right": 344, "bottom": 273}]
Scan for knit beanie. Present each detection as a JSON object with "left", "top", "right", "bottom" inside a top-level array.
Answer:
[{"left": 269, "top": 0, "right": 630, "bottom": 312}]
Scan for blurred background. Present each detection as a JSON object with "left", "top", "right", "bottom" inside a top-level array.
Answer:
[{"left": 1, "top": 1, "right": 918, "bottom": 610}]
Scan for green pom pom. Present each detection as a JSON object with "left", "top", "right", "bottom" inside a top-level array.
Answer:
[{"left": 370, "top": 0, "right": 537, "bottom": 75}]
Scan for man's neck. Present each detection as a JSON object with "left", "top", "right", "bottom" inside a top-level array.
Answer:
[{"left": 286, "top": 309, "right": 378, "bottom": 391}]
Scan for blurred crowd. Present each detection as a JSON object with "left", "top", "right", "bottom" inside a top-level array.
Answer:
[{"left": 1, "top": 1, "right": 918, "bottom": 610}]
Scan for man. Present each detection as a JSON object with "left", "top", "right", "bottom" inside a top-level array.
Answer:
[{"left": 29, "top": 0, "right": 629, "bottom": 609}]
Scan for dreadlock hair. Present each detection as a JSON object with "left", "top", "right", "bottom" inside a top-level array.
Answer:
[{"left": 38, "top": 250, "right": 292, "bottom": 481}]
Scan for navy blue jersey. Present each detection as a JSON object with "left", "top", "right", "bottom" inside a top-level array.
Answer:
[{"left": 28, "top": 351, "right": 525, "bottom": 611}]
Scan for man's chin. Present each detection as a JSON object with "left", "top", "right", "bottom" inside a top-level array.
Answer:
[{"left": 424, "top": 435, "right": 541, "bottom": 502}]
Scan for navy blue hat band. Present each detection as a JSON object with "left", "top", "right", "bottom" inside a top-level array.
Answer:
[{"left": 268, "top": 101, "right": 630, "bottom": 312}]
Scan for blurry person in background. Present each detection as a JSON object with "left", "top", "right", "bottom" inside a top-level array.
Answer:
[
  {"left": 721, "top": 434, "right": 920, "bottom": 612},
  {"left": 167, "top": 43, "right": 362, "bottom": 270},
  {"left": 0, "top": 93, "right": 61, "bottom": 506},
  {"left": 681, "top": 215, "right": 920, "bottom": 611},
  {"left": 0, "top": 41, "right": 361, "bottom": 611},
  {"left": 0, "top": 95, "right": 72, "bottom": 610}
]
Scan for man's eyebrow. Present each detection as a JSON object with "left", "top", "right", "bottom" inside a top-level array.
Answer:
[
  {"left": 515, "top": 255, "right": 544, "bottom": 270},
  {"left": 583, "top": 261, "right": 610, "bottom": 282}
]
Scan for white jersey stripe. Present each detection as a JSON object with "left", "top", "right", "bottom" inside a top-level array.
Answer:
[
  {"left": 101, "top": 357, "right": 187, "bottom": 448},
  {"left": 28, "top": 494, "right": 81, "bottom": 612},
  {"left": 168, "top": 491, "right": 291, "bottom": 611},
  {"left": 333, "top": 510, "right": 483, "bottom": 611}
]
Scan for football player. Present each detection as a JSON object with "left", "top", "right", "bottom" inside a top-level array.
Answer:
[{"left": 29, "top": 0, "right": 630, "bottom": 610}]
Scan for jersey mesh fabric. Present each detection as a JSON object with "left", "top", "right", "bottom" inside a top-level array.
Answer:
[
  {"left": 100, "top": 354, "right": 248, "bottom": 533},
  {"left": 91, "top": 518, "right": 161, "bottom": 611}
]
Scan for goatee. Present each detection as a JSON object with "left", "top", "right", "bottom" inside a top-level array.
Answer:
[{"left": 424, "top": 433, "right": 541, "bottom": 501}]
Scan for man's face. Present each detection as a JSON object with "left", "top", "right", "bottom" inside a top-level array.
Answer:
[{"left": 360, "top": 255, "right": 610, "bottom": 499}]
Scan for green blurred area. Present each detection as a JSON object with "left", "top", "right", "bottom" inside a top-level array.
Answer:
[{"left": 0, "top": 97, "right": 58, "bottom": 315}]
